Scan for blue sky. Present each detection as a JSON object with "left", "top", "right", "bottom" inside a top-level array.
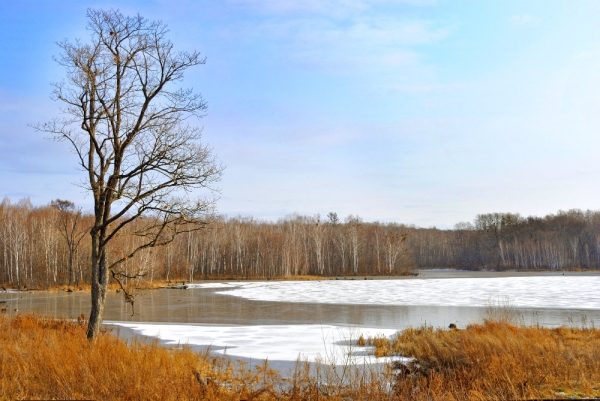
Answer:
[{"left": 1, "top": 1, "right": 600, "bottom": 228}]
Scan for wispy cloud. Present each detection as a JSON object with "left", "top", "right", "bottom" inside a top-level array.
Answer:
[
  {"left": 227, "top": 0, "right": 436, "bottom": 15},
  {"left": 234, "top": 15, "right": 451, "bottom": 74},
  {"left": 509, "top": 14, "right": 541, "bottom": 27},
  {"left": 385, "top": 82, "right": 468, "bottom": 93}
]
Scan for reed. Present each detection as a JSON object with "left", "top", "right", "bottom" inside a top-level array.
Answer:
[
  {"left": 2, "top": 313, "right": 599, "bottom": 400},
  {"left": 385, "top": 320, "right": 600, "bottom": 400},
  {"left": 0, "top": 314, "right": 278, "bottom": 400}
]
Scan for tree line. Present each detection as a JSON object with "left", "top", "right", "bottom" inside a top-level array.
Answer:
[
  {"left": 1, "top": 198, "right": 599, "bottom": 288},
  {"left": 407, "top": 210, "right": 600, "bottom": 271}
]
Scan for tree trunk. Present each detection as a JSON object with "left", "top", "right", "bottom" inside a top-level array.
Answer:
[
  {"left": 87, "top": 231, "right": 108, "bottom": 339},
  {"left": 68, "top": 249, "right": 74, "bottom": 287}
]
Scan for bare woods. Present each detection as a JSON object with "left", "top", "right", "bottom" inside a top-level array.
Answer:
[{"left": 1, "top": 199, "right": 599, "bottom": 288}]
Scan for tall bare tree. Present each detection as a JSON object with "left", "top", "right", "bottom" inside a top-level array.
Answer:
[
  {"left": 36, "top": 9, "right": 223, "bottom": 339},
  {"left": 51, "top": 199, "right": 87, "bottom": 286}
]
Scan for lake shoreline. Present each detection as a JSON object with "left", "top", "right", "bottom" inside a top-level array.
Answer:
[{"left": 3, "top": 267, "right": 600, "bottom": 293}]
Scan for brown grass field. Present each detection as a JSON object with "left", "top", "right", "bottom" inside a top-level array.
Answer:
[
  {"left": 369, "top": 321, "right": 600, "bottom": 400},
  {"left": 1, "top": 313, "right": 599, "bottom": 400}
]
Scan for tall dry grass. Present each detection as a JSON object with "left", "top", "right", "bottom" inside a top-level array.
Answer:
[
  {"left": 2, "top": 313, "right": 600, "bottom": 400},
  {"left": 0, "top": 314, "right": 394, "bottom": 400},
  {"left": 0, "top": 314, "right": 286, "bottom": 400},
  {"left": 374, "top": 321, "right": 600, "bottom": 400}
]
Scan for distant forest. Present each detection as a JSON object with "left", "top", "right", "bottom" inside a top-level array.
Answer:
[{"left": 1, "top": 197, "right": 599, "bottom": 288}]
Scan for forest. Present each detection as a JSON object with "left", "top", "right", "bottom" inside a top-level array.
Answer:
[{"left": 1, "top": 197, "right": 599, "bottom": 288}]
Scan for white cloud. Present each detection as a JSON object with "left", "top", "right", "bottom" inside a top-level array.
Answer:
[
  {"left": 509, "top": 14, "right": 541, "bottom": 27},
  {"left": 242, "top": 16, "right": 450, "bottom": 74},
  {"left": 228, "top": 0, "right": 436, "bottom": 15},
  {"left": 385, "top": 82, "right": 468, "bottom": 93},
  {"left": 255, "top": 15, "right": 450, "bottom": 46}
]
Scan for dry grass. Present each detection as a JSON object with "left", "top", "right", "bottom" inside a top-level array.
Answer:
[
  {"left": 0, "top": 314, "right": 286, "bottom": 400},
  {"left": 2, "top": 314, "right": 600, "bottom": 400},
  {"left": 376, "top": 321, "right": 600, "bottom": 400},
  {"left": 0, "top": 314, "right": 392, "bottom": 400},
  {"left": 15, "top": 276, "right": 337, "bottom": 294},
  {"left": 26, "top": 283, "right": 122, "bottom": 292},
  {"left": 26, "top": 280, "right": 173, "bottom": 293},
  {"left": 198, "top": 275, "right": 332, "bottom": 281}
]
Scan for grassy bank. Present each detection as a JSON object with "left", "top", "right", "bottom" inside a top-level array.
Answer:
[
  {"left": 369, "top": 321, "right": 600, "bottom": 399},
  {"left": 0, "top": 314, "right": 283, "bottom": 400},
  {"left": 2, "top": 276, "right": 334, "bottom": 293},
  {"left": 1, "top": 314, "right": 599, "bottom": 400}
]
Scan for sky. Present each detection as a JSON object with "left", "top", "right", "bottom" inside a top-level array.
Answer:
[{"left": 1, "top": 1, "right": 600, "bottom": 228}]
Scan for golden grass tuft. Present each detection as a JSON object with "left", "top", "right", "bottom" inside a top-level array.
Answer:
[
  {"left": 357, "top": 334, "right": 365, "bottom": 346},
  {"left": 366, "top": 335, "right": 393, "bottom": 358}
]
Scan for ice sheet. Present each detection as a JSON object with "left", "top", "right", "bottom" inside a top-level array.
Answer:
[
  {"left": 186, "top": 282, "right": 235, "bottom": 289},
  {"left": 114, "top": 322, "right": 400, "bottom": 363},
  {"left": 116, "top": 276, "right": 599, "bottom": 364},
  {"left": 200, "top": 276, "right": 599, "bottom": 309}
]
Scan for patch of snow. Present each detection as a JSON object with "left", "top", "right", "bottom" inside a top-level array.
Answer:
[{"left": 113, "top": 322, "right": 398, "bottom": 363}]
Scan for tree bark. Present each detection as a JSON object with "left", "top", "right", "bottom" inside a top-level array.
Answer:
[{"left": 87, "top": 230, "right": 108, "bottom": 339}]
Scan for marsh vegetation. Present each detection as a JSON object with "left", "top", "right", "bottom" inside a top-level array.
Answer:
[{"left": 2, "top": 313, "right": 599, "bottom": 400}]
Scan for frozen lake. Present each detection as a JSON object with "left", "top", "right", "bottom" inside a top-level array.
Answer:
[
  {"left": 2, "top": 270, "right": 599, "bottom": 368},
  {"left": 189, "top": 274, "right": 599, "bottom": 309}
]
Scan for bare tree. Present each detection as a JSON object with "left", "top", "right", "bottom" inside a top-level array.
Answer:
[
  {"left": 346, "top": 215, "right": 362, "bottom": 275},
  {"left": 311, "top": 215, "right": 326, "bottom": 275},
  {"left": 51, "top": 199, "right": 87, "bottom": 286},
  {"left": 383, "top": 230, "right": 407, "bottom": 274},
  {"left": 36, "top": 9, "right": 223, "bottom": 339},
  {"left": 327, "top": 212, "right": 339, "bottom": 226}
]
